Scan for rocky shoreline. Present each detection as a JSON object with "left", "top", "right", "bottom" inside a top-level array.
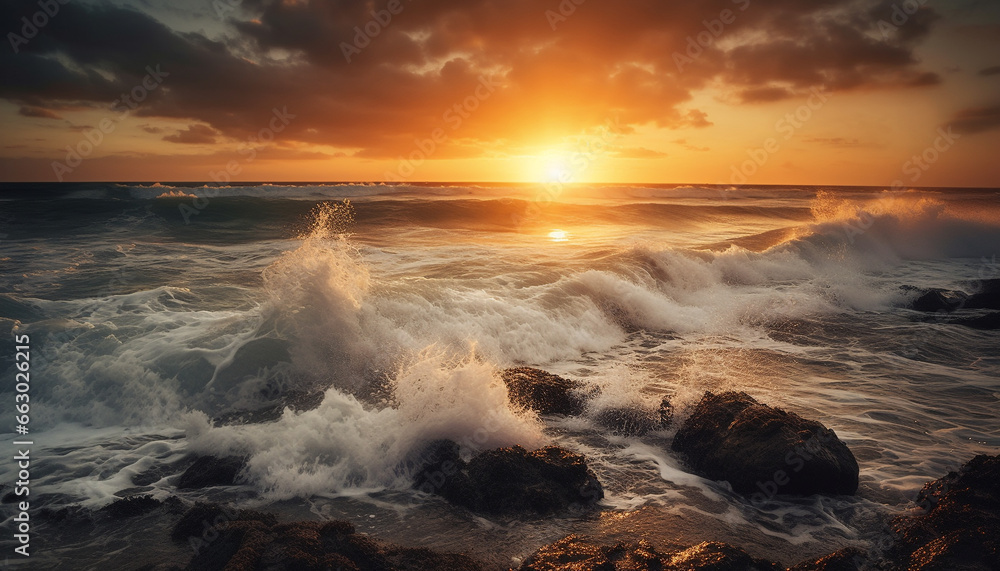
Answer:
[{"left": 78, "top": 368, "right": 1000, "bottom": 569}]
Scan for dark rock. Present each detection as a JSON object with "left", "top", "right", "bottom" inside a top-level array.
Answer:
[
  {"left": 965, "top": 279, "right": 1000, "bottom": 310},
  {"left": 909, "top": 289, "right": 968, "bottom": 313},
  {"left": 952, "top": 312, "right": 1000, "bottom": 330},
  {"left": 171, "top": 502, "right": 277, "bottom": 544},
  {"left": 184, "top": 517, "right": 482, "bottom": 571},
  {"left": 789, "top": 547, "right": 866, "bottom": 571},
  {"left": 100, "top": 495, "right": 162, "bottom": 519},
  {"left": 38, "top": 504, "right": 93, "bottom": 524},
  {"left": 883, "top": 454, "right": 1000, "bottom": 570},
  {"left": 115, "top": 486, "right": 154, "bottom": 497},
  {"left": 501, "top": 367, "right": 587, "bottom": 415},
  {"left": 411, "top": 440, "right": 473, "bottom": 501},
  {"left": 133, "top": 464, "right": 173, "bottom": 486},
  {"left": 517, "top": 535, "right": 665, "bottom": 570},
  {"left": 177, "top": 456, "right": 247, "bottom": 489},
  {"left": 517, "top": 535, "right": 780, "bottom": 570},
  {"left": 413, "top": 442, "right": 603, "bottom": 515},
  {"left": 163, "top": 496, "right": 186, "bottom": 515},
  {"left": 671, "top": 392, "right": 859, "bottom": 497},
  {"left": 593, "top": 398, "right": 673, "bottom": 436}
]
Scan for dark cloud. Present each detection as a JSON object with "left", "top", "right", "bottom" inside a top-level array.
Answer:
[
  {"left": 0, "top": 0, "right": 945, "bottom": 159},
  {"left": 948, "top": 104, "right": 1000, "bottom": 134},
  {"left": 867, "top": 1, "right": 941, "bottom": 43},
  {"left": 163, "top": 124, "right": 220, "bottom": 144},
  {"left": 979, "top": 65, "right": 1000, "bottom": 76},
  {"left": 739, "top": 87, "right": 795, "bottom": 103},
  {"left": 18, "top": 106, "right": 62, "bottom": 120}
]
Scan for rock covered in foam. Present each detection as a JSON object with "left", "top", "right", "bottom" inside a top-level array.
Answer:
[
  {"left": 884, "top": 454, "right": 1000, "bottom": 570},
  {"left": 517, "top": 536, "right": 780, "bottom": 570},
  {"left": 500, "top": 367, "right": 587, "bottom": 416},
  {"left": 412, "top": 441, "right": 603, "bottom": 515},
  {"left": 593, "top": 398, "right": 673, "bottom": 436},
  {"left": 671, "top": 391, "right": 858, "bottom": 497}
]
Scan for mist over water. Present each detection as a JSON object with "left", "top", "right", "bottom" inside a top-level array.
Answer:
[{"left": 1, "top": 183, "right": 998, "bottom": 568}]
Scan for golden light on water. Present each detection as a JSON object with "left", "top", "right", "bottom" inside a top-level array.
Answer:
[{"left": 548, "top": 229, "right": 569, "bottom": 242}]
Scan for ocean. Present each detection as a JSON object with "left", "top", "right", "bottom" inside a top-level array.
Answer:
[{"left": 1, "top": 182, "right": 998, "bottom": 568}]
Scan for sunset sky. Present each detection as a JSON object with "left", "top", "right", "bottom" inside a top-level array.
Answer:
[{"left": 1, "top": 0, "right": 999, "bottom": 185}]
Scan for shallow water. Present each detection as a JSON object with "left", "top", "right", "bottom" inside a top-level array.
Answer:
[{"left": 1, "top": 182, "right": 998, "bottom": 568}]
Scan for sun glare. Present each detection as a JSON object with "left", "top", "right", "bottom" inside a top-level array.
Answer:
[
  {"left": 546, "top": 160, "right": 569, "bottom": 183},
  {"left": 548, "top": 229, "right": 569, "bottom": 242}
]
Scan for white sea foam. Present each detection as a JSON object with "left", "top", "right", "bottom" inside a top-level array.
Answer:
[{"left": 5, "top": 188, "right": 998, "bottom": 514}]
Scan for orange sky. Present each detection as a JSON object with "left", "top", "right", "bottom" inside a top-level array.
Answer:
[{"left": 1, "top": 0, "right": 999, "bottom": 186}]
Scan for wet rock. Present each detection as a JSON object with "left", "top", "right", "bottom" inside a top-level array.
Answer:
[
  {"left": 501, "top": 367, "right": 587, "bottom": 415},
  {"left": 665, "top": 541, "right": 781, "bottom": 570},
  {"left": 965, "top": 279, "right": 1000, "bottom": 310},
  {"left": 517, "top": 535, "right": 665, "bottom": 570},
  {"left": 100, "top": 495, "right": 162, "bottom": 519},
  {"left": 38, "top": 504, "right": 93, "bottom": 524},
  {"left": 517, "top": 536, "right": 780, "bottom": 570},
  {"left": 413, "top": 442, "right": 603, "bottom": 515},
  {"left": 952, "top": 312, "right": 1000, "bottom": 330},
  {"left": 176, "top": 456, "right": 247, "bottom": 489},
  {"left": 184, "top": 517, "right": 482, "bottom": 571},
  {"left": 788, "top": 547, "right": 866, "bottom": 571},
  {"left": 411, "top": 440, "right": 474, "bottom": 502},
  {"left": 884, "top": 454, "right": 1000, "bottom": 570},
  {"left": 909, "top": 289, "right": 968, "bottom": 313},
  {"left": 171, "top": 502, "right": 277, "bottom": 545},
  {"left": 671, "top": 392, "right": 859, "bottom": 497},
  {"left": 593, "top": 398, "right": 673, "bottom": 436}
]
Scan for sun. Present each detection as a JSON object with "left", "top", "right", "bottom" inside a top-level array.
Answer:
[
  {"left": 545, "top": 159, "right": 569, "bottom": 183},
  {"left": 520, "top": 148, "right": 575, "bottom": 184},
  {"left": 548, "top": 229, "right": 569, "bottom": 242}
]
